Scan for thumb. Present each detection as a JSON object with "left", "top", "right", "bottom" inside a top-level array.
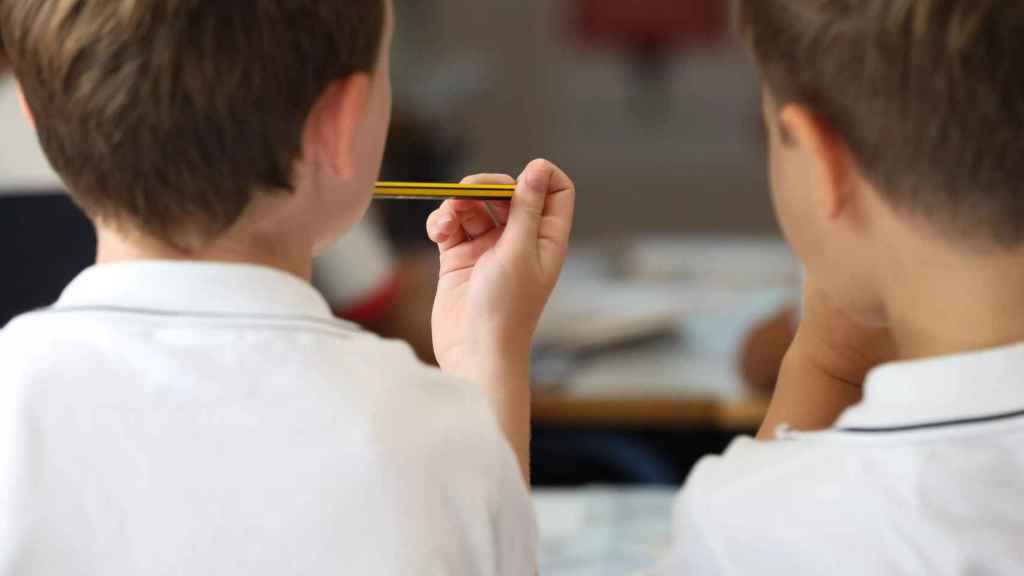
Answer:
[{"left": 505, "top": 159, "right": 553, "bottom": 247}]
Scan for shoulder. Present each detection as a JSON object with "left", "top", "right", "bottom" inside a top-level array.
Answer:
[
  {"left": 665, "top": 435, "right": 862, "bottom": 573},
  {"left": 339, "top": 332, "right": 535, "bottom": 557},
  {"left": 2, "top": 310, "right": 515, "bottom": 476},
  {"left": 339, "top": 330, "right": 516, "bottom": 469},
  {"left": 347, "top": 333, "right": 524, "bottom": 475},
  {"left": 0, "top": 311, "right": 70, "bottom": 375},
  {"left": 0, "top": 307, "right": 118, "bottom": 362},
  {"left": 679, "top": 434, "right": 857, "bottom": 526},
  {"left": 340, "top": 330, "right": 494, "bottom": 420},
  {"left": 0, "top": 311, "right": 118, "bottom": 422}
]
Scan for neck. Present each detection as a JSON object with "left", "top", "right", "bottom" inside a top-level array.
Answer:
[
  {"left": 95, "top": 219, "right": 316, "bottom": 281},
  {"left": 882, "top": 240, "right": 1024, "bottom": 361}
]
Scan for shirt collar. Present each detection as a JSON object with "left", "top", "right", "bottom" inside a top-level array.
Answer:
[
  {"left": 54, "top": 260, "right": 334, "bottom": 320},
  {"left": 836, "top": 341, "right": 1024, "bottom": 431}
]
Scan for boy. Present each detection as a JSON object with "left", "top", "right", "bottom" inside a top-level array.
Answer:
[
  {"left": 425, "top": 0, "right": 1024, "bottom": 571},
  {"left": 651, "top": 1, "right": 1024, "bottom": 573},
  {"left": 0, "top": 1, "right": 574, "bottom": 574}
]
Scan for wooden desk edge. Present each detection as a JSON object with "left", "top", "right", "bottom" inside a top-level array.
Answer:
[{"left": 531, "top": 393, "right": 770, "bottom": 430}]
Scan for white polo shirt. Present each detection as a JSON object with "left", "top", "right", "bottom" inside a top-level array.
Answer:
[
  {"left": 660, "top": 342, "right": 1024, "bottom": 575},
  {"left": 0, "top": 261, "right": 536, "bottom": 575}
]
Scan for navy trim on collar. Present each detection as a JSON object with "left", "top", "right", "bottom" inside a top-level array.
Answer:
[{"left": 838, "top": 408, "right": 1024, "bottom": 434}]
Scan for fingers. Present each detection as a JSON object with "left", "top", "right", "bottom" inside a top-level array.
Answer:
[
  {"left": 485, "top": 201, "right": 511, "bottom": 225},
  {"left": 426, "top": 203, "right": 464, "bottom": 250},
  {"left": 538, "top": 161, "right": 575, "bottom": 226},
  {"left": 505, "top": 159, "right": 575, "bottom": 249},
  {"left": 426, "top": 199, "right": 510, "bottom": 252},
  {"left": 426, "top": 165, "right": 574, "bottom": 262},
  {"left": 425, "top": 174, "right": 513, "bottom": 248},
  {"left": 429, "top": 199, "right": 505, "bottom": 275}
]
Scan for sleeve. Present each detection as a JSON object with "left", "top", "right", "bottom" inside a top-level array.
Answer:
[{"left": 312, "top": 212, "right": 397, "bottom": 319}]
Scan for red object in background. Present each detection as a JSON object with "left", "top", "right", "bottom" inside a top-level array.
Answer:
[
  {"left": 573, "top": 0, "right": 729, "bottom": 50},
  {"left": 334, "top": 274, "right": 400, "bottom": 326}
]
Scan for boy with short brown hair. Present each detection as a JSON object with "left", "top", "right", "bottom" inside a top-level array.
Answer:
[
  {"left": 653, "top": 1, "right": 1024, "bottom": 573},
  {"left": 0, "top": 1, "right": 574, "bottom": 574},
  {"left": 5, "top": 0, "right": 385, "bottom": 250}
]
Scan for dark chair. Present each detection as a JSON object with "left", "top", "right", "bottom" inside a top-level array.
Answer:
[{"left": 0, "top": 192, "right": 95, "bottom": 327}]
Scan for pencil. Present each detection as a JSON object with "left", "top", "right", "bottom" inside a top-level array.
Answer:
[{"left": 374, "top": 181, "right": 515, "bottom": 200}]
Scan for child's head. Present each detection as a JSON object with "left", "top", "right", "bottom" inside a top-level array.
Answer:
[
  {"left": 740, "top": 1, "right": 1024, "bottom": 322},
  {"left": 1, "top": 0, "right": 391, "bottom": 253}
]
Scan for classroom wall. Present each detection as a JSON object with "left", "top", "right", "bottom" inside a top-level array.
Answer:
[{"left": 392, "top": 0, "right": 777, "bottom": 240}]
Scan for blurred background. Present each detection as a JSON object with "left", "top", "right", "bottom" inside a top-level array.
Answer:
[
  {"left": 385, "top": 0, "right": 772, "bottom": 240},
  {"left": 0, "top": 1, "right": 800, "bottom": 573}
]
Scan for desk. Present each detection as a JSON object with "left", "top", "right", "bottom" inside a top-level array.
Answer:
[
  {"left": 532, "top": 392, "right": 769, "bottom": 429},
  {"left": 530, "top": 237, "right": 797, "bottom": 431}
]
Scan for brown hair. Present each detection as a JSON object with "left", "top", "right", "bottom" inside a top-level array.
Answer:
[
  {"left": 740, "top": 0, "right": 1024, "bottom": 247},
  {"left": 1, "top": 0, "right": 384, "bottom": 250}
]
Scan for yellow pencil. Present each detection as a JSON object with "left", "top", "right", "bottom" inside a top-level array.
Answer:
[{"left": 374, "top": 181, "right": 515, "bottom": 200}]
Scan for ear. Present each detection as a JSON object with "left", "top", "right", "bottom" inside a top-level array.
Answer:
[
  {"left": 779, "top": 104, "right": 855, "bottom": 220},
  {"left": 304, "top": 73, "right": 371, "bottom": 181},
  {"left": 16, "top": 82, "right": 36, "bottom": 128}
]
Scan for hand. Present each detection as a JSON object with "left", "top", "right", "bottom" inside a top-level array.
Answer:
[
  {"left": 426, "top": 159, "right": 575, "bottom": 381},
  {"left": 426, "top": 159, "right": 574, "bottom": 482},
  {"left": 758, "top": 278, "right": 897, "bottom": 438}
]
